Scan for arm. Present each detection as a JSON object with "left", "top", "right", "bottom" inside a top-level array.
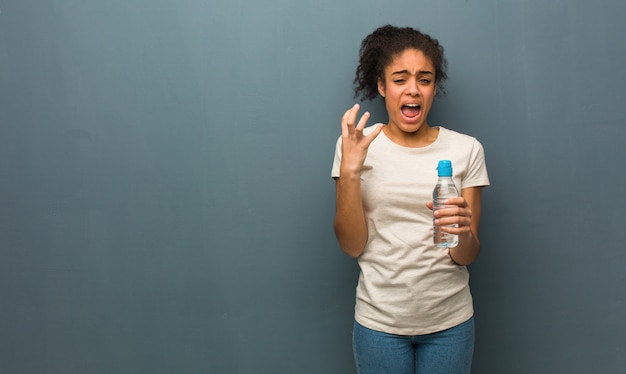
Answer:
[
  {"left": 428, "top": 186, "right": 484, "bottom": 265},
  {"left": 333, "top": 105, "right": 382, "bottom": 258},
  {"left": 333, "top": 174, "right": 368, "bottom": 257}
]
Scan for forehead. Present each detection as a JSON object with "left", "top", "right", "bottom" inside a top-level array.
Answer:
[{"left": 385, "top": 48, "right": 434, "bottom": 74}]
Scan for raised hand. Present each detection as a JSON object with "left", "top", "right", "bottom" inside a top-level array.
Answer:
[{"left": 340, "top": 104, "right": 383, "bottom": 174}]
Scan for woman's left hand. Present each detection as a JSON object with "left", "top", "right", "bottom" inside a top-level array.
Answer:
[{"left": 426, "top": 196, "right": 473, "bottom": 235}]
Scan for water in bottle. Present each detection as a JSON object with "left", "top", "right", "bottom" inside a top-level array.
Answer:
[{"left": 433, "top": 160, "right": 459, "bottom": 248}]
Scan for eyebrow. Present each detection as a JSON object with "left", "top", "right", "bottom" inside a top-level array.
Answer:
[{"left": 391, "top": 69, "right": 434, "bottom": 76}]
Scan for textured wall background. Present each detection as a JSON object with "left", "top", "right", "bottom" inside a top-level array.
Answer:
[{"left": 1, "top": 1, "right": 625, "bottom": 372}]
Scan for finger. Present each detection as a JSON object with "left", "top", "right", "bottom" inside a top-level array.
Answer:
[
  {"left": 433, "top": 205, "right": 462, "bottom": 219},
  {"left": 355, "top": 111, "right": 370, "bottom": 130},
  {"left": 341, "top": 104, "right": 360, "bottom": 136},
  {"left": 442, "top": 196, "right": 467, "bottom": 208},
  {"left": 368, "top": 122, "right": 383, "bottom": 137},
  {"left": 346, "top": 104, "right": 360, "bottom": 128},
  {"left": 363, "top": 123, "right": 383, "bottom": 146},
  {"left": 341, "top": 106, "right": 356, "bottom": 136},
  {"left": 440, "top": 224, "right": 471, "bottom": 235},
  {"left": 435, "top": 215, "right": 470, "bottom": 229}
]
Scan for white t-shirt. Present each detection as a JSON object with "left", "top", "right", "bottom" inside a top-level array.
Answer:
[{"left": 332, "top": 125, "right": 490, "bottom": 335}]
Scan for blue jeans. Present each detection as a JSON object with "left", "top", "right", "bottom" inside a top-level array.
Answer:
[{"left": 352, "top": 317, "right": 474, "bottom": 374}]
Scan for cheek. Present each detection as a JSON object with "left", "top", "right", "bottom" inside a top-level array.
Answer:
[
  {"left": 383, "top": 87, "right": 400, "bottom": 101},
  {"left": 383, "top": 96, "right": 395, "bottom": 109}
]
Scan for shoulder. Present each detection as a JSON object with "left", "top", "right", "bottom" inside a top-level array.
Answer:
[
  {"left": 437, "top": 126, "right": 479, "bottom": 143},
  {"left": 437, "top": 126, "right": 485, "bottom": 151}
]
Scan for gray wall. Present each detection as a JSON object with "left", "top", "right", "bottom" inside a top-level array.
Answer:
[{"left": 1, "top": 1, "right": 625, "bottom": 373}]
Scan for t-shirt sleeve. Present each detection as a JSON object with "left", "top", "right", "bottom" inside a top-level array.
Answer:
[
  {"left": 331, "top": 136, "right": 342, "bottom": 178},
  {"left": 462, "top": 138, "right": 490, "bottom": 189}
]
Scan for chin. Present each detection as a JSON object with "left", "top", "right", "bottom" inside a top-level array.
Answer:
[{"left": 399, "top": 121, "right": 425, "bottom": 133}]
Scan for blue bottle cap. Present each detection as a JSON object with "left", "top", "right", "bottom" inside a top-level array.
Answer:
[{"left": 437, "top": 160, "right": 453, "bottom": 177}]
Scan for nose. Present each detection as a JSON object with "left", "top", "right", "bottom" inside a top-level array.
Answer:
[{"left": 407, "top": 79, "right": 420, "bottom": 96}]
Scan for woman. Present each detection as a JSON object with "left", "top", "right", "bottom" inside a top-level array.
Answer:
[{"left": 331, "top": 25, "right": 490, "bottom": 374}]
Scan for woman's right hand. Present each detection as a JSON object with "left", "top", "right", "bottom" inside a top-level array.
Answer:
[{"left": 340, "top": 104, "right": 383, "bottom": 174}]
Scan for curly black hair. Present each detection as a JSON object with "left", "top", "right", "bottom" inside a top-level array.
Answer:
[{"left": 354, "top": 25, "right": 448, "bottom": 101}]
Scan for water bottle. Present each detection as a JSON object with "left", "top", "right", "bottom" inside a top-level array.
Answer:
[{"left": 433, "top": 160, "right": 459, "bottom": 248}]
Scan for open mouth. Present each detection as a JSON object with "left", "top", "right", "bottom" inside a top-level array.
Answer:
[{"left": 401, "top": 103, "right": 421, "bottom": 119}]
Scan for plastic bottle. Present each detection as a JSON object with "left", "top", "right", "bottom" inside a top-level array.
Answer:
[{"left": 433, "top": 160, "right": 459, "bottom": 248}]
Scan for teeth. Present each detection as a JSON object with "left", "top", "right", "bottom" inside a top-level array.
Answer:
[{"left": 405, "top": 104, "right": 420, "bottom": 108}]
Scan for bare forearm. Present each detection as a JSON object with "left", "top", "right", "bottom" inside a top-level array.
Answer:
[
  {"left": 333, "top": 173, "right": 368, "bottom": 257},
  {"left": 449, "top": 231, "right": 480, "bottom": 266},
  {"left": 448, "top": 187, "right": 483, "bottom": 266}
]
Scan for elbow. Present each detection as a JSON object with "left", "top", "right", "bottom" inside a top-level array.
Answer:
[
  {"left": 336, "top": 237, "right": 365, "bottom": 258},
  {"left": 340, "top": 244, "right": 363, "bottom": 258}
]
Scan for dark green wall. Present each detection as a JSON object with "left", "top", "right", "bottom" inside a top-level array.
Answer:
[{"left": 1, "top": 1, "right": 625, "bottom": 373}]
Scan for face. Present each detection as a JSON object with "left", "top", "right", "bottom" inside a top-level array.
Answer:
[{"left": 378, "top": 48, "right": 437, "bottom": 136}]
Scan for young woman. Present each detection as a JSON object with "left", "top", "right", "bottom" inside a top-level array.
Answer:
[{"left": 331, "top": 25, "right": 490, "bottom": 374}]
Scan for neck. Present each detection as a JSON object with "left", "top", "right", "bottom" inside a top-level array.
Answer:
[{"left": 383, "top": 123, "right": 439, "bottom": 148}]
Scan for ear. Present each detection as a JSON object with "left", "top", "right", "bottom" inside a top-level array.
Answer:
[{"left": 377, "top": 78, "right": 385, "bottom": 98}]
